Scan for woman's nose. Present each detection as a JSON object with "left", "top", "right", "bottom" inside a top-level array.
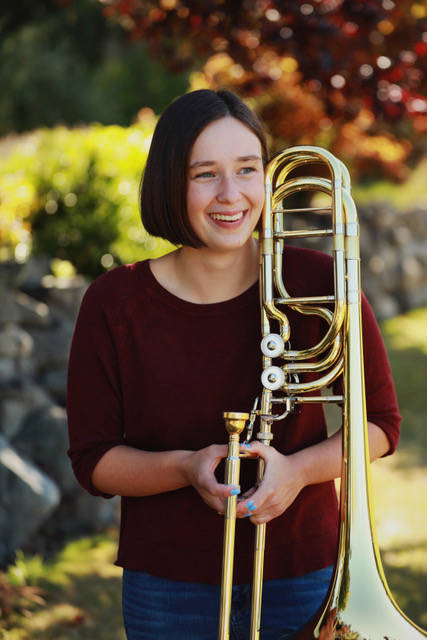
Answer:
[{"left": 217, "top": 175, "right": 240, "bottom": 203}]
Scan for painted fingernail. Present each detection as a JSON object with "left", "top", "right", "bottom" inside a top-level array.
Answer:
[
  {"left": 247, "top": 500, "right": 257, "bottom": 511},
  {"left": 244, "top": 443, "right": 251, "bottom": 448},
  {"left": 244, "top": 512, "right": 252, "bottom": 518},
  {"left": 231, "top": 488, "right": 240, "bottom": 496}
]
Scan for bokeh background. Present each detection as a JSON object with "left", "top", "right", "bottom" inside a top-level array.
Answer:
[{"left": 0, "top": 1, "right": 426, "bottom": 638}]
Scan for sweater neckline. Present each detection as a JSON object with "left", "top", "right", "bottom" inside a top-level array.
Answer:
[{"left": 136, "top": 259, "right": 259, "bottom": 316}]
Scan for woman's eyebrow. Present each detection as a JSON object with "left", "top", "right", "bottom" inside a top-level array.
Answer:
[
  {"left": 189, "top": 154, "right": 262, "bottom": 169},
  {"left": 189, "top": 160, "right": 216, "bottom": 169},
  {"left": 237, "top": 155, "right": 263, "bottom": 162}
]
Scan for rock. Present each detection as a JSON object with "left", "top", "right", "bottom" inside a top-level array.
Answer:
[
  {"left": 0, "top": 435, "right": 60, "bottom": 564},
  {"left": 372, "top": 294, "right": 400, "bottom": 320},
  {"left": 14, "top": 290, "right": 51, "bottom": 327},
  {"left": 40, "top": 366, "right": 68, "bottom": 405},
  {"left": 0, "top": 324, "right": 33, "bottom": 359},
  {"left": 12, "top": 405, "right": 76, "bottom": 494},
  {"left": 401, "top": 284, "right": 427, "bottom": 311},
  {"left": 27, "top": 317, "right": 74, "bottom": 374},
  {"left": 0, "top": 358, "right": 16, "bottom": 384},
  {"left": 72, "top": 491, "right": 120, "bottom": 530},
  {"left": 0, "top": 262, "right": 28, "bottom": 288},
  {"left": 0, "top": 284, "right": 51, "bottom": 328},
  {"left": 26, "top": 492, "right": 120, "bottom": 549},
  {"left": 406, "top": 208, "right": 427, "bottom": 236},
  {"left": 0, "top": 382, "right": 52, "bottom": 439},
  {"left": 16, "top": 256, "right": 51, "bottom": 292},
  {"left": 41, "top": 275, "right": 88, "bottom": 319},
  {"left": 0, "top": 325, "right": 34, "bottom": 383},
  {"left": 0, "top": 284, "right": 20, "bottom": 325}
]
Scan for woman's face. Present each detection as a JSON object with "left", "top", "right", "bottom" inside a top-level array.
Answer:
[{"left": 186, "top": 117, "right": 265, "bottom": 253}]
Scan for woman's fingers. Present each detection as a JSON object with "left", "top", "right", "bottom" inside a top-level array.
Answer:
[
  {"left": 189, "top": 440, "right": 305, "bottom": 522},
  {"left": 187, "top": 444, "right": 244, "bottom": 511},
  {"left": 240, "top": 486, "right": 256, "bottom": 500},
  {"left": 239, "top": 440, "right": 268, "bottom": 460},
  {"left": 234, "top": 442, "right": 306, "bottom": 524},
  {"left": 199, "top": 483, "right": 242, "bottom": 514}
]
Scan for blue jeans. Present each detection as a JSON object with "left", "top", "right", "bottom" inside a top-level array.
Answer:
[{"left": 122, "top": 566, "right": 333, "bottom": 640}]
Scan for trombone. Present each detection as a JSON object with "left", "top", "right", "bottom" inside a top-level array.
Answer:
[{"left": 218, "top": 146, "right": 426, "bottom": 640}]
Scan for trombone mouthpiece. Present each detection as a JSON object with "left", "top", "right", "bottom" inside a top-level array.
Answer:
[{"left": 223, "top": 412, "right": 249, "bottom": 435}]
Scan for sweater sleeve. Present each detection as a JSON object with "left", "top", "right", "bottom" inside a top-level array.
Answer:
[
  {"left": 67, "top": 280, "right": 125, "bottom": 497},
  {"left": 360, "top": 292, "right": 401, "bottom": 455}
]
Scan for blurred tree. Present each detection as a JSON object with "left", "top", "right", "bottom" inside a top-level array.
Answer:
[
  {"left": 0, "top": 0, "right": 189, "bottom": 134},
  {"left": 99, "top": 0, "right": 427, "bottom": 180}
]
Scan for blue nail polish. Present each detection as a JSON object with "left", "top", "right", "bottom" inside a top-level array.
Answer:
[
  {"left": 244, "top": 513, "right": 251, "bottom": 518},
  {"left": 244, "top": 443, "right": 251, "bottom": 448},
  {"left": 247, "top": 500, "right": 257, "bottom": 511},
  {"left": 231, "top": 488, "right": 240, "bottom": 496}
]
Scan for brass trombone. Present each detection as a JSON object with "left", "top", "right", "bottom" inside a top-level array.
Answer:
[{"left": 218, "top": 146, "right": 426, "bottom": 640}]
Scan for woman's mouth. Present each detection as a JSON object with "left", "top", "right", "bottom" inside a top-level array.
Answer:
[{"left": 209, "top": 210, "right": 246, "bottom": 224}]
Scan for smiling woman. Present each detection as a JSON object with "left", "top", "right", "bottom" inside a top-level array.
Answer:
[
  {"left": 66, "top": 89, "right": 400, "bottom": 640},
  {"left": 141, "top": 90, "right": 268, "bottom": 303},
  {"left": 151, "top": 116, "right": 266, "bottom": 303},
  {"left": 140, "top": 90, "right": 268, "bottom": 250},
  {"left": 185, "top": 118, "right": 265, "bottom": 254}
]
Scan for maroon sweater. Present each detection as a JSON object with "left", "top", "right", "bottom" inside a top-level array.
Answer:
[{"left": 67, "top": 247, "right": 400, "bottom": 584}]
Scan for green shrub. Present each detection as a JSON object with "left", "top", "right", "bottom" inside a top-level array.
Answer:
[
  {"left": 0, "top": 119, "right": 174, "bottom": 277},
  {"left": 0, "top": 0, "right": 190, "bottom": 135}
]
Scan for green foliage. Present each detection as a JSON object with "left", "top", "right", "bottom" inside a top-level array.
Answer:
[
  {"left": 0, "top": 122, "right": 174, "bottom": 277},
  {"left": 352, "top": 157, "right": 427, "bottom": 209},
  {"left": 1, "top": 534, "right": 123, "bottom": 639},
  {"left": 6, "top": 551, "right": 46, "bottom": 588},
  {"left": 89, "top": 42, "right": 191, "bottom": 127},
  {"left": 0, "top": 0, "right": 190, "bottom": 135}
]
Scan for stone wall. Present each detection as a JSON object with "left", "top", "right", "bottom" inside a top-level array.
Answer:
[
  {"left": 0, "top": 258, "right": 119, "bottom": 566},
  {"left": 284, "top": 202, "right": 427, "bottom": 319},
  {"left": 358, "top": 202, "right": 427, "bottom": 318},
  {"left": 0, "top": 203, "right": 426, "bottom": 565}
]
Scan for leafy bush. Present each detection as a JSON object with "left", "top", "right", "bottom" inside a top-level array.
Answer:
[
  {"left": 0, "top": 0, "right": 190, "bottom": 135},
  {"left": 0, "top": 119, "right": 174, "bottom": 277}
]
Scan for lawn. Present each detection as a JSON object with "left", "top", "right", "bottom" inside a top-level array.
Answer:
[
  {"left": 1, "top": 307, "right": 426, "bottom": 639},
  {"left": 371, "top": 306, "right": 427, "bottom": 630},
  {"left": 1, "top": 535, "right": 124, "bottom": 640}
]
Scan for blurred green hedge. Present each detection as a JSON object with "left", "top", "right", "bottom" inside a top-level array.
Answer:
[
  {"left": 0, "top": 118, "right": 174, "bottom": 277},
  {"left": 0, "top": 0, "right": 190, "bottom": 136}
]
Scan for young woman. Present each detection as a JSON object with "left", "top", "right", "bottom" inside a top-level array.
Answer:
[{"left": 67, "top": 89, "right": 400, "bottom": 640}]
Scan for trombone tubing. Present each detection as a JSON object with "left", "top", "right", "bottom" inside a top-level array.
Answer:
[{"left": 218, "top": 146, "right": 351, "bottom": 640}]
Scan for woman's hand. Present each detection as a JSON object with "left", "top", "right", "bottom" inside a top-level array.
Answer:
[
  {"left": 183, "top": 444, "right": 240, "bottom": 513},
  {"left": 235, "top": 442, "right": 307, "bottom": 524}
]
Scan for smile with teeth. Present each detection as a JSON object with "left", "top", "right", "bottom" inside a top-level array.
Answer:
[{"left": 209, "top": 211, "right": 245, "bottom": 222}]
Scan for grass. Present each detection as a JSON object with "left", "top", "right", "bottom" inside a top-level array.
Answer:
[
  {"left": 1, "top": 307, "right": 427, "bottom": 638},
  {"left": 381, "top": 307, "right": 427, "bottom": 467},
  {"left": 370, "top": 306, "right": 427, "bottom": 629},
  {"left": 1, "top": 535, "right": 124, "bottom": 640}
]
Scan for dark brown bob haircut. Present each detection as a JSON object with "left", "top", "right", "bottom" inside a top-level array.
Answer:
[{"left": 140, "top": 89, "right": 268, "bottom": 247}]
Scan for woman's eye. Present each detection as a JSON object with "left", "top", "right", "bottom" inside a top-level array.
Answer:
[
  {"left": 195, "top": 171, "right": 215, "bottom": 179},
  {"left": 238, "top": 166, "right": 256, "bottom": 175}
]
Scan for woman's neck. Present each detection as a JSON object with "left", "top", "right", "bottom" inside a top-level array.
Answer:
[{"left": 150, "top": 239, "right": 259, "bottom": 304}]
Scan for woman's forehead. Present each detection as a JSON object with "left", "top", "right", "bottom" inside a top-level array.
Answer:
[{"left": 189, "top": 117, "right": 262, "bottom": 163}]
